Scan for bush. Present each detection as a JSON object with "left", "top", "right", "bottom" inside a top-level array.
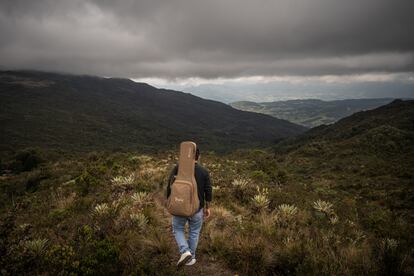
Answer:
[
  {"left": 228, "top": 235, "right": 268, "bottom": 275},
  {"left": 76, "top": 225, "right": 121, "bottom": 275},
  {"left": 75, "top": 169, "right": 100, "bottom": 195},
  {"left": 12, "top": 149, "right": 42, "bottom": 172},
  {"left": 48, "top": 208, "right": 70, "bottom": 222},
  {"left": 46, "top": 244, "right": 79, "bottom": 274},
  {"left": 25, "top": 168, "right": 50, "bottom": 192},
  {"left": 266, "top": 242, "right": 306, "bottom": 275},
  {"left": 374, "top": 238, "right": 405, "bottom": 275},
  {"left": 77, "top": 238, "right": 121, "bottom": 275}
]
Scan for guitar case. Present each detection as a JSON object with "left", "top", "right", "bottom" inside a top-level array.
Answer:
[{"left": 167, "top": 141, "right": 200, "bottom": 216}]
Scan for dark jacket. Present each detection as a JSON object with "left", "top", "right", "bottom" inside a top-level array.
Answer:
[{"left": 166, "top": 162, "right": 212, "bottom": 210}]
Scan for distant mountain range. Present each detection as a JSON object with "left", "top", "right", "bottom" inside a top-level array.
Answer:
[
  {"left": 0, "top": 71, "right": 306, "bottom": 152},
  {"left": 165, "top": 81, "right": 414, "bottom": 104},
  {"left": 229, "top": 98, "right": 410, "bottom": 127}
]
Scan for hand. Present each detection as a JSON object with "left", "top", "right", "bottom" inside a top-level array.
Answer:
[{"left": 204, "top": 208, "right": 211, "bottom": 219}]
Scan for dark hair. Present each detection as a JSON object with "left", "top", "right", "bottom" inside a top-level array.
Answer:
[{"left": 195, "top": 148, "right": 200, "bottom": 160}]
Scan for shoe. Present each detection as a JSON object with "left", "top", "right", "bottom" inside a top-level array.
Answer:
[
  {"left": 185, "top": 258, "right": 196, "bottom": 266},
  {"left": 177, "top": 251, "right": 192, "bottom": 267}
]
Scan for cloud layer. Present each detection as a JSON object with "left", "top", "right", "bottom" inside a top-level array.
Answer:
[{"left": 1, "top": 0, "right": 413, "bottom": 79}]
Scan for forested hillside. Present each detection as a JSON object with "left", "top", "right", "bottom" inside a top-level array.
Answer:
[{"left": 0, "top": 71, "right": 306, "bottom": 153}]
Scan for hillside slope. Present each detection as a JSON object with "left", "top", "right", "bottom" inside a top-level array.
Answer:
[
  {"left": 278, "top": 99, "right": 414, "bottom": 147},
  {"left": 274, "top": 99, "right": 414, "bottom": 217},
  {"left": 0, "top": 71, "right": 306, "bottom": 152},
  {"left": 230, "top": 98, "right": 399, "bottom": 127},
  {"left": 0, "top": 100, "right": 413, "bottom": 275}
]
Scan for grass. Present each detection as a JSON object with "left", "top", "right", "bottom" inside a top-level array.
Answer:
[{"left": 0, "top": 145, "right": 413, "bottom": 275}]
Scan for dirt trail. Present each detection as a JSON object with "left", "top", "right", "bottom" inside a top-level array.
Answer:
[{"left": 153, "top": 191, "right": 234, "bottom": 276}]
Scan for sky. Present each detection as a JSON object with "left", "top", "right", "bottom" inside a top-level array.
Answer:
[{"left": 1, "top": 0, "right": 414, "bottom": 102}]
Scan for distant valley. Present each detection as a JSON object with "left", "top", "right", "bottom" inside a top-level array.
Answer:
[{"left": 230, "top": 98, "right": 406, "bottom": 128}]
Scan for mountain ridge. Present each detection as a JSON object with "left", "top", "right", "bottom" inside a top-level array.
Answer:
[
  {"left": 0, "top": 70, "right": 306, "bottom": 153},
  {"left": 275, "top": 98, "right": 414, "bottom": 152}
]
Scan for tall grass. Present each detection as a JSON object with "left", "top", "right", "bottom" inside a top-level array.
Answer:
[{"left": 0, "top": 149, "right": 412, "bottom": 275}]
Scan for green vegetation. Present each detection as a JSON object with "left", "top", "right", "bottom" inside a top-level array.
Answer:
[
  {"left": 1, "top": 77, "right": 413, "bottom": 274},
  {"left": 230, "top": 98, "right": 398, "bottom": 127},
  {"left": 0, "top": 140, "right": 412, "bottom": 275}
]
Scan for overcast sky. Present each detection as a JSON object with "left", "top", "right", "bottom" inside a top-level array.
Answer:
[{"left": 1, "top": 0, "right": 414, "bottom": 101}]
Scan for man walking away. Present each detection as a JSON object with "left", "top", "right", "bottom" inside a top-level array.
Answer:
[{"left": 166, "top": 147, "right": 212, "bottom": 267}]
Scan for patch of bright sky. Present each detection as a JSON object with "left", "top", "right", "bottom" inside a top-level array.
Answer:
[{"left": 133, "top": 72, "right": 414, "bottom": 89}]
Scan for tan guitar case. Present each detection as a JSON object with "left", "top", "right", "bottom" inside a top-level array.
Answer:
[{"left": 167, "top": 141, "right": 200, "bottom": 217}]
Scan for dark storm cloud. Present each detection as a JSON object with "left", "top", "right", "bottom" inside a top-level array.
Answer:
[{"left": 0, "top": 0, "right": 413, "bottom": 79}]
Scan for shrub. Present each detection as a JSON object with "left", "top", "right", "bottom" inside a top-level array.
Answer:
[
  {"left": 91, "top": 201, "right": 122, "bottom": 235},
  {"left": 111, "top": 173, "right": 136, "bottom": 191},
  {"left": 46, "top": 244, "right": 79, "bottom": 274},
  {"left": 131, "top": 191, "right": 148, "bottom": 206},
  {"left": 75, "top": 169, "right": 100, "bottom": 195},
  {"left": 23, "top": 239, "right": 49, "bottom": 257},
  {"left": 232, "top": 177, "right": 255, "bottom": 204},
  {"left": 78, "top": 238, "right": 121, "bottom": 275},
  {"left": 252, "top": 186, "right": 270, "bottom": 211},
  {"left": 207, "top": 206, "right": 233, "bottom": 230},
  {"left": 266, "top": 242, "right": 306, "bottom": 275},
  {"left": 250, "top": 170, "right": 269, "bottom": 182},
  {"left": 232, "top": 178, "right": 250, "bottom": 189},
  {"left": 375, "top": 238, "right": 405, "bottom": 275},
  {"left": 48, "top": 208, "right": 69, "bottom": 222},
  {"left": 313, "top": 199, "right": 334, "bottom": 216},
  {"left": 92, "top": 203, "right": 111, "bottom": 217},
  {"left": 12, "top": 149, "right": 42, "bottom": 172},
  {"left": 229, "top": 235, "right": 269, "bottom": 275},
  {"left": 129, "top": 212, "right": 148, "bottom": 231},
  {"left": 142, "top": 227, "right": 171, "bottom": 255},
  {"left": 278, "top": 204, "right": 298, "bottom": 217},
  {"left": 24, "top": 168, "right": 50, "bottom": 192}
]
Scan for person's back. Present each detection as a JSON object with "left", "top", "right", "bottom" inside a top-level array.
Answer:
[
  {"left": 166, "top": 147, "right": 212, "bottom": 267},
  {"left": 167, "top": 162, "right": 212, "bottom": 211}
]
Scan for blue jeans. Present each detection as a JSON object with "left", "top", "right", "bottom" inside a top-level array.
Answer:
[{"left": 172, "top": 208, "right": 204, "bottom": 259}]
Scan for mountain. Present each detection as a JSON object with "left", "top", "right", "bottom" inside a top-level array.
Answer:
[
  {"left": 0, "top": 71, "right": 306, "bottom": 153},
  {"left": 175, "top": 81, "right": 414, "bottom": 103},
  {"left": 230, "top": 98, "right": 403, "bottom": 127},
  {"left": 278, "top": 99, "right": 414, "bottom": 146},
  {"left": 274, "top": 99, "right": 414, "bottom": 214}
]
